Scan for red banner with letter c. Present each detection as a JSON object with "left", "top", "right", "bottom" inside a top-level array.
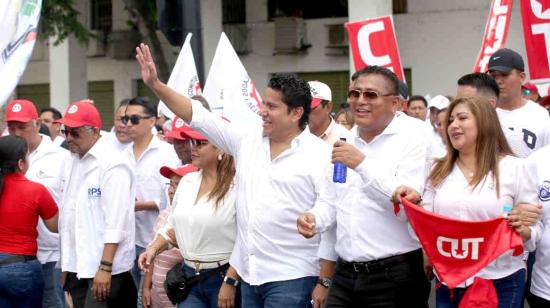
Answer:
[
  {"left": 346, "top": 16, "right": 405, "bottom": 81},
  {"left": 520, "top": 0, "right": 550, "bottom": 83},
  {"left": 473, "top": 0, "right": 513, "bottom": 73}
]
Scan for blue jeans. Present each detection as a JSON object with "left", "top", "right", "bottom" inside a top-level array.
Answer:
[
  {"left": 42, "top": 261, "right": 65, "bottom": 308},
  {"left": 0, "top": 253, "right": 44, "bottom": 308},
  {"left": 241, "top": 276, "right": 317, "bottom": 308},
  {"left": 132, "top": 245, "right": 146, "bottom": 308},
  {"left": 436, "top": 269, "right": 526, "bottom": 308},
  {"left": 177, "top": 264, "right": 241, "bottom": 308}
]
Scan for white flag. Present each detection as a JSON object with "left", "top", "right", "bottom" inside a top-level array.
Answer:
[
  {"left": 0, "top": 0, "right": 42, "bottom": 107},
  {"left": 158, "top": 33, "right": 201, "bottom": 119},
  {"left": 202, "top": 33, "right": 262, "bottom": 128}
]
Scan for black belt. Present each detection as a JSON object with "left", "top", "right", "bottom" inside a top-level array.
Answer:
[
  {"left": 338, "top": 249, "right": 421, "bottom": 274},
  {"left": 0, "top": 255, "right": 37, "bottom": 266}
]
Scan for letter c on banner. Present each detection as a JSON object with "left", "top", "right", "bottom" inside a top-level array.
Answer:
[
  {"left": 437, "top": 236, "right": 453, "bottom": 257},
  {"left": 531, "top": 0, "right": 550, "bottom": 19},
  {"left": 357, "top": 21, "right": 392, "bottom": 67}
]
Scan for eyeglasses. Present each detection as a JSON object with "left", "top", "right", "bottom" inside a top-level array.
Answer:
[
  {"left": 190, "top": 139, "right": 209, "bottom": 147},
  {"left": 62, "top": 127, "right": 92, "bottom": 139},
  {"left": 121, "top": 114, "right": 154, "bottom": 125},
  {"left": 347, "top": 89, "right": 396, "bottom": 100}
]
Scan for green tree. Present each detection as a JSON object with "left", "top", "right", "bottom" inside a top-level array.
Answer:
[{"left": 39, "top": 0, "right": 170, "bottom": 81}]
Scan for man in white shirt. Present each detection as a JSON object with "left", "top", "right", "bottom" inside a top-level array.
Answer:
[
  {"left": 456, "top": 72, "right": 530, "bottom": 158},
  {"left": 488, "top": 48, "right": 550, "bottom": 154},
  {"left": 407, "top": 96, "right": 428, "bottom": 121},
  {"left": 57, "top": 101, "right": 137, "bottom": 307},
  {"left": 6, "top": 99, "right": 69, "bottom": 308},
  {"left": 122, "top": 97, "right": 179, "bottom": 307},
  {"left": 136, "top": 44, "right": 333, "bottom": 307},
  {"left": 39, "top": 107, "right": 66, "bottom": 147},
  {"left": 524, "top": 145, "right": 550, "bottom": 307},
  {"left": 299, "top": 65, "right": 431, "bottom": 307}
]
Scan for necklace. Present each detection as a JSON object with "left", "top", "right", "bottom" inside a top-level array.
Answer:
[{"left": 457, "top": 158, "right": 475, "bottom": 179}]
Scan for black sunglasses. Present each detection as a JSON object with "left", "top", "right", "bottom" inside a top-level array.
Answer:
[
  {"left": 347, "top": 89, "right": 395, "bottom": 100},
  {"left": 62, "top": 127, "right": 90, "bottom": 139},
  {"left": 121, "top": 114, "right": 154, "bottom": 125},
  {"left": 190, "top": 139, "right": 209, "bottom": 147}
]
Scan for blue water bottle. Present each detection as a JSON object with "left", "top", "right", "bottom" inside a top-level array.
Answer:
[
  {"left": 503, "top": 204, "right": 513, "bottom": 218},
  {"left": 333, "top": 138, "right": 347, "bottom": 183}
]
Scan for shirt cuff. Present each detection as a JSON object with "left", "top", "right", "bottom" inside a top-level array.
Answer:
[
  {"left": 104, "top": 229, "right": 125, "bottom": 244},
  {"left": 524, "top": 226, "right": 537, "bottom": 252}
]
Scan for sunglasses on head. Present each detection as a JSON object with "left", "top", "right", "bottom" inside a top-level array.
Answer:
[
  {"left": 62, "top": 127, "right": 91, "bottom": 139},
  {"left": 347, "top": 89, "right": 395, "bottom": 100},
  {"left": 121, "top": 114, "right": 154, "bottom": 125},
  {"left": 190, "top": 139, "right": 209, "bottom": 147}
]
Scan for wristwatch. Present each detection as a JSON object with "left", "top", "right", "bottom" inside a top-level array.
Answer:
[
  {"left": 223, "top": 275, "right": 240, "bottom": 287},
  {"left": 317, "top": 277, "right": 331, "bottom": 288}
]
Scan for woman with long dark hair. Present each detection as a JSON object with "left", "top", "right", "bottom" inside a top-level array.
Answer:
[
  {"left": 0, "top": 135, "right": 59, "bottom": 307},
  {"left": 139, "top": 127, "right": 239, "bottom": 308},
  {"left": 394, "top": 97, "right": 537, "bottom": 307}
]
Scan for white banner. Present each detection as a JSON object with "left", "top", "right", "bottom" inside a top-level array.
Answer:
[
  {"left": 0, "top": 0, "right": 42, "bottom": 107},
  {"left": 202, "top": 33, "right": 262, "bottom": 128},
  {"left": 158, "top": 33, "right": 201, "bottom": 119}
]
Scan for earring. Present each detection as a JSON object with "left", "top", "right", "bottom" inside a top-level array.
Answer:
[{"left": 218, "top": 154, "right": 223, "bottom": 161}]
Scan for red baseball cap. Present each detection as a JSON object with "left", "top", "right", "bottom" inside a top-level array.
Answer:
[
  {"left": 308, "top": 81, "right": 332, "bottom": 109},
  {"left": 6, "top": 99, "right": 39, "bottom": 122},
  {"left": 180, "top": 127, "right": 207, "bottom": 141},
  {"left": 56, "top": 101, "right": 102, "bottom": 129},
  {"left": 160, "top": 164, "right": 198, "bottom": 179},
  {"left": 165, "top": 117, "right": 191, "bottom": 141},
  {"left": 522, "top": 82, "right": 538, "bottom": 94}
]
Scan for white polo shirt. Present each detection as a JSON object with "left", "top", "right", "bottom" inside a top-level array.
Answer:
[
  {"left": 59, "top": 137, "right": 136, "bottom": 278},
  {"left": 310, "top": 112, "right": 431, "bottom": 262},
  {"left": 524, "top": 145, "right": 550, "bottom": 301},
  {"left": 26, "top": 135, "right": 69, "bottom": 264},
  {"left": 126, "top": 136, "right": 179, "bottom": 248},
  {"left": 189, "top": 100, "right": 333, "bottom": 286}
]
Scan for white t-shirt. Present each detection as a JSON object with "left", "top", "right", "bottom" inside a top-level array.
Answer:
[{"left": 497, "top": 101, "right": 550, "bottom": 156}]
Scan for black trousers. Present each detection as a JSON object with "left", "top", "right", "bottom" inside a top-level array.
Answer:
[
  {"left": 325, "top": 249, "right": 430, "bottom": 308},
  {"left": 65, "top": 271, "right": 137, "bottom": 308},
  {"left": 527, "top": 291, "right": 550, "bottom": 308}
]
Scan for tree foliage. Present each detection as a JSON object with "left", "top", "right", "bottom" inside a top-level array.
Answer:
[{"left": 39, "top": 0, "right": 95, "bottom": 45}]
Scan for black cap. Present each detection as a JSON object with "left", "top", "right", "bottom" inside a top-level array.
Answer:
[
  {"left": 487, "top": 48, "right": 524, "bottom": 73},
  {"left": 398, "top": 80, "right": 409, "bottom": 100}
]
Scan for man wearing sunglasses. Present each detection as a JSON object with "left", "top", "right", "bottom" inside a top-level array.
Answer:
[
  {"left": 5, "top": 99, "right": 69, "bottom": 308},
  {"left": 137, "top": 43, "right": 334, "bottom": 308},
  {"left": 122, "top": 97, "right": 179, "bottom": 307},
  {"left": 56, "top": 101, "right": 137, "bottom": 307},
  {"left": 299, "top": 66, "right": 431, "bottom": 307}
]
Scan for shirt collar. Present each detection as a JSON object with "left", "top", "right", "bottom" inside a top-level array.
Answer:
[
  {"left": 353, "top": 112, "right": 403, "bottom": 144},
  {"left": 4, "top": 173, "right": 26, "bottom": 181},
  {"left": 319, "top": 119, "right": 336, "bottom": 141},
  {"left": 81, "top": 136, "right": 107, "bottom": 160}
]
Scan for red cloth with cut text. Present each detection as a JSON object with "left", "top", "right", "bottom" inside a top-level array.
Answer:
[{"left": 399, "top": 198, "right": 523, "bottom": 289}]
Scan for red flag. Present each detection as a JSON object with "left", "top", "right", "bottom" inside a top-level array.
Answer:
[
  {"left": 520, "top": 0, "right": 550, "bottom": 83},
  {"left": 400, "top": 198, "right": 523, "bottom": 289},
  {"left": 346, "top": 16, "right": 405, "bottom": 81},
  {"left": 473, "top": 0, "right": 513, "bottom": 73}
]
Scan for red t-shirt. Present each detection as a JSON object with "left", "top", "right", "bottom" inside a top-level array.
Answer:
[{"left": 0, "top": 173, "right": 58, "bottom": 256}]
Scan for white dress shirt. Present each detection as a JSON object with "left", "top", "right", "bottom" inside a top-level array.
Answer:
[
  {"left": 126, "top": 136, "right": 179, "bottom": 248},
  {"left": 59, "top": 137, "right": 136, "bottom": 278},
  {"left": 159, "top": 170, "right": 237, "bottom": 262},
  {"left": 523, "top": 145, "right": 550, "bottom": 300},
  {"left": 189, "top": 100, "right": 333, "bottom": 285},
  {"left": 27, "top": 135, "right": 69, "bottom": 264},
  {"left": 52, "top": 135, "right": 65, "bottom": 147},
  {"left": 310, "top": 112, "right": 431, "bottom": 262},
  {"left": 422, "top": 155, "right": 538, "bottom": 287}
]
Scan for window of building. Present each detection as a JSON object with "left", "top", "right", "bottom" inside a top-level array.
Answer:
[
  {"left": 268, "top": 0, "right": 348, "bottom": 20},
  {"left": 223, "top": 0, "right": 246, "bottom": 24},
  {"left": 393, "top": 0, "right": 407, "bottom": 14},
  {"left": 91, "top": 0, "right": 112, "bottom": 31}
]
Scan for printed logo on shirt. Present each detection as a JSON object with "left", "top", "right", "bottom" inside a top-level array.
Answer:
[
  {"left": 436, "top": 236, "right": 484, "bottom": 260},
  {"left": 539, "top": 180, "right": 550, "bottom": 202},
  {"left": 36, "top": 170, "right": 53, "bottom": 179},
  {"left": 88, "top": 187, "right": 101, "bottom": 199}
]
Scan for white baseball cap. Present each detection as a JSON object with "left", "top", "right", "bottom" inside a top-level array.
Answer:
[
  {"left": 429, "top": 95, "right": 450, "bottom": 110},
  {"left": 308, "top": 81, "right": 332, "bottom": 108}
]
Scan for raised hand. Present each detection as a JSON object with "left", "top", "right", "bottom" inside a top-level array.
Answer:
[{"left": 135, "top": 43, "right": 160, "bottom": 88}]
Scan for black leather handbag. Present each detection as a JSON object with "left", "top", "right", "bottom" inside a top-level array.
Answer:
[{"left": 164, "top": 262, "right": 229, "bottom": 304}]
